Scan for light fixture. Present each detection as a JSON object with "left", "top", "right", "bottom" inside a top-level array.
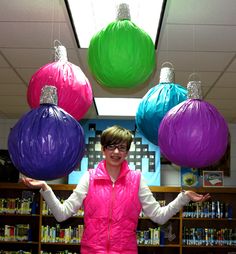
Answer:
[
  {"left": 66, "top": 0, "right": 166, "bottom": 48},
  {"left": 94, "top": 97, "right": 141, "bottom": 116}
]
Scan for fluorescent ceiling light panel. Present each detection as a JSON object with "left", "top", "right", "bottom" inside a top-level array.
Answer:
[
  {"left": 67, "top": 0, "right": 165, "bottom": 48},
  {"left": 94, "top": 98, "right": 141, "bottom": 116}
]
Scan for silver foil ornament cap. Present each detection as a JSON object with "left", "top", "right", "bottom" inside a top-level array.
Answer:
[
  {"left": 116, "top": 3, "right": 131, "bottom": 20},
  {"left": 40, "top": 85, "right": 58, "bottom": 105},
  {"left": 187, "top": 81, "right": 203, "bottom": 99},
  {"left": 159, "top": 67, "right": 175, "bottom": 83},
  {"left": 54, "top": 45, "right": 68, "bottom": 62}
]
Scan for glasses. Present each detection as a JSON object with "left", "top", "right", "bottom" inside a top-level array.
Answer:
[{"left": 105, "top": 144, "right": 128, "bottom": 152}]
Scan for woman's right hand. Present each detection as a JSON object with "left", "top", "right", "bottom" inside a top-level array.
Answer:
[{"left": 21, "top": 177, "right": 49, "bottom": 191}]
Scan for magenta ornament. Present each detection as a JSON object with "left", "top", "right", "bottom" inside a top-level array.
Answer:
[
  {"left": 158, "top": 81, "right": 228, "bottom": 168},
  {"left": 27, "top": 45, "right": 93, "bottom": 120}
]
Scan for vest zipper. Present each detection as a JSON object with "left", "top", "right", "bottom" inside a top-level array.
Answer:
[{"left": 107, "top": 181, "right": 115, "bottom": 253}]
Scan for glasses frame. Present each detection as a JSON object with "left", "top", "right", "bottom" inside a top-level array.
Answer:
[{"left": 105, "top": 144, "right": 128, "bottom": 153}]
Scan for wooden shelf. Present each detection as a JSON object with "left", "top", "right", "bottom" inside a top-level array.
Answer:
[{"left": 0, "top": 183, "right": 236, "bottom": 254}]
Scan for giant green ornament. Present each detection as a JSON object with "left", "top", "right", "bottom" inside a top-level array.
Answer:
[{"left": 88, "top": 4, "right": 156, "bottom": 88}]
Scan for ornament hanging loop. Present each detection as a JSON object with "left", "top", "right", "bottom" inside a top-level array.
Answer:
[
  {"left": 161, "top": 61, "right": 174, "bottom": 69},
  {"left": 188, "top": 72, "right": 201, "bottom": 82},
  {"left": 159, "top": 62, "right": 175, "bottom": 84}
]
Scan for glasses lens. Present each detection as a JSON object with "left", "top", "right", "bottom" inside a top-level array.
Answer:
[{"left": 106, "top": 144, "right": 127, "bottom": 152}]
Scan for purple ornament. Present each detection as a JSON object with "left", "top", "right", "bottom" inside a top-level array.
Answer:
[
  {"left": 8, "top": 104, "right": 85, "bottom": 180},
  {"left": 158, "top": 81, "right": 228, "bottom": 168}
]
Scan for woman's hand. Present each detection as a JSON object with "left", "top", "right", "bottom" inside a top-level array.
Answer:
[
  {"left": 185, "top": 190, "right": 211, "bottom": 202},
  {"left": 21, "top": 177, "right": 49, "bottom": 191}
]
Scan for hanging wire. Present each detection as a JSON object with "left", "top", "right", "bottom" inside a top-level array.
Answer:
[
  {"left": 192, "top": 24, "right": 196, "bottom": 74},
  {"left": 166, "top": 22, "right": 169, "bottom": 62},
  {"left": 50, "top": 0, "right": 56, "bottom": 59}
]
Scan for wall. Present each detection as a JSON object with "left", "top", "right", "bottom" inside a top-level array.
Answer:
[{"left": 0, "top": 119, "right": 235, "bottom": 187}]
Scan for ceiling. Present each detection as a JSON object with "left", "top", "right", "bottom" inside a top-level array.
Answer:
[{"left": 0, "top": 0, "right": 236, "bottom": 123}]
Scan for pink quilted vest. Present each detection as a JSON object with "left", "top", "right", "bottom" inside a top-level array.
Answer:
[{"left": 81, "top": 160, "right": 142, "bottom": 254}]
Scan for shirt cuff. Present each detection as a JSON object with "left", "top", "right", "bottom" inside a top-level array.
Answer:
[{"left": 181, "top": 190, "right": 191, "bottom": 203}]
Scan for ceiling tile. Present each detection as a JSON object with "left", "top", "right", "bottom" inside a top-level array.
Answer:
[
  {"left": 16, "top": 68, "right": 38, "bottom": 84},
  {"left": 0, "top": 22, "right": 75, "bottom": 49},
  {"left": 214, "top": 72, "right": 236, "bottom": 87},
  {"left": 195, "top": 25, "right": 236, "bottom": 52},
  {"left": 158, "top": 24, "right": 195, "bottom": 51},
  {"left": 174, "top": 71, "right": 221, "bottom": 87},
  {"left": 0, "top": 96, "right": 27, "bottom": 106},
  {"left": 0, "top": 0, "right": 66, "bottom": 22},
  {"left": 158, "top": 24, "right": 236, "bottom": 52},
  {"left": 0, "top": 105, "right": 29, "bottom": 113},
  {"left": 226, "top": 57, "right": 236, "bottom": 71},
  {"left": 167, "top": 0, "right": 236, "bottom": 25},
  {"left": 1, "top": 48, "right": 80, "bottom": 68},
  {"left": 206, "top": 98, "right": 236, "bottom": 110},
  {"left": 0, "top": 54, "right": 10, "bottom": 67},
  {"left": 157, "top": 51, "right": 235, "bottom": 72},
  {"left": 206, "top": 87, "right": 236, "bottom": 100},
  {"left": 0, "top": 83, "right": 27, "bottom": 96},
  {"left": 0, "top": 68, "right": 23, "bottom": 83}
]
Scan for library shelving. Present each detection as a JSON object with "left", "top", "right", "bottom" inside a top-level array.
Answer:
[{"left": 0, "top": 183, "right": 236, "bottom": 254}]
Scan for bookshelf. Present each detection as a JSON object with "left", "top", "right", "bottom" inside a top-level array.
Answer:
[{"left": 0, "top": 183, "right": 236, "bottom": 254}]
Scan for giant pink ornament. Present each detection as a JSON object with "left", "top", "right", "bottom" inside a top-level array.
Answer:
[
  {"left": 158, "top": 80, "right": 228, "bottom": 168},
  {"left": 27, "top": 44, "right": 93, "bottom": 120}
]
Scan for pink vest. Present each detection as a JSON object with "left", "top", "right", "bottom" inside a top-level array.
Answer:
[{"left": 81, "top": 160, "right": 142, "bottom": 254}]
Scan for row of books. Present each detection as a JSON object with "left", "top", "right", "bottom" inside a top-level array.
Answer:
[
  {"left": 0, "top": 224, "right": 31, "bottom": 242},
  {"left": 41, "top": 252, "right": 79, "bottom": 254},
  {"left": 41, "top": 224, "right": 84, "bottom": 244},
  {"left": 42, "top": 200, "right": 84, "bottom": 217},
  {"left": 136, "top": 227, "right": 160, "bottom": 245},
  {"left": 0, "top": 252, "right": 31, "bottom": 254},
  {"left": 0, "top": 198, "right": 33, "bottom": 215},
  {"left": 183, "top": 201, "right": 233, "bottom": 218},
  {"left": 183, "top": 227, "right": 236, "bottom": 246}
]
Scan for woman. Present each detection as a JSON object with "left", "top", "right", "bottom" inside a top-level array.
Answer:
[{"left": 22, "top": 125, "right": 210, "bottom": 254}]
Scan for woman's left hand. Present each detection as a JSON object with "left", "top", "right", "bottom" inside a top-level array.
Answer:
[{"left": 184, "top": 190, "right": 211, "bottom": 202}]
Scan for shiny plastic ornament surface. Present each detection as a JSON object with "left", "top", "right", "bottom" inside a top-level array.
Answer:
[
  {"left": 27, "top": 60, "right": 93, "bottom": 120},
  {"left": 136, "top": 83, "right": 187, "bottom": 145},
  {"left": 8, "top": 104, "right": 85, "bottom": 180},
  {"left": 136, "top": 64, "right": 187, "bottom": 145},
  {"left": 158, "top": 99, "right": 228, "bottom": 168},
  {"left": 88, "top": 6, "right": 155, "bottom": 88}
]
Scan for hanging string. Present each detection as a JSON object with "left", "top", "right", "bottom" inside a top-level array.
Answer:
[
  {"left": 192, "top": 24, "right": 196, "bottom": 74},
  {"left": 166, "top": 22, "right": 169, "bottom": 62},
  {"left": 50, "top": 0, "right": 56, "bottom": 59}
]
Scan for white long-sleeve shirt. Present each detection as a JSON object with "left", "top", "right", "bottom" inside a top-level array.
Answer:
[{"left": 40, "top": 171, "right": 190, "bottom": 225}]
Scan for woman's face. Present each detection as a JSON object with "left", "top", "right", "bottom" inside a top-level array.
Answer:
[{"left": 102, "top": 143, "right": 128, "bottom": 168}]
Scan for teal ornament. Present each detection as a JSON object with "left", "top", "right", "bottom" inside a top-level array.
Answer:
[
  {"left": 88, "top": 3, "right": 155, "bottom": 88},
  {"left": 136, "top": 65, "right": 187, "bottom": 145}
]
